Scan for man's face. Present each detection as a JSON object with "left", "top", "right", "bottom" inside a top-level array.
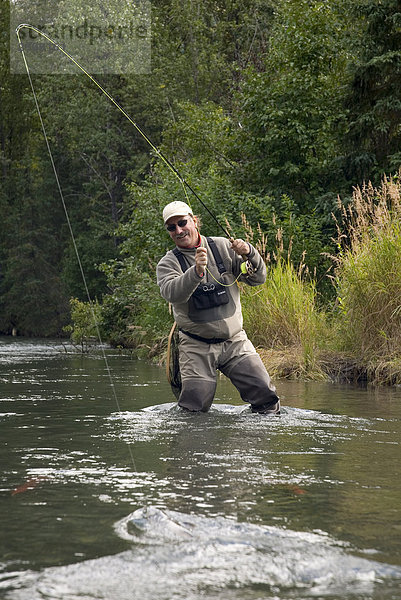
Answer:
[{"left": 166, "top": 214, "right": 199, "bottom": 248}]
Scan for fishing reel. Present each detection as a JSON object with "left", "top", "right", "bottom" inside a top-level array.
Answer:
[{"left": 240, "top": 260, "right": 256, "bottom": 277}]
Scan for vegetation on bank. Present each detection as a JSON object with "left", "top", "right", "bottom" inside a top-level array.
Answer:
[
  {"left": 331, "top": 177, "right": 401, "bottom": 384},
  {"left": 2, "top": 1, "right": 401, "bottom": 384},
  {"left": 246, "top": 176, "right": 401, "bottom": 384}
]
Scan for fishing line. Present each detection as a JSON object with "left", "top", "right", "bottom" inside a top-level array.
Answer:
[
  {"left": 205, "top": 268, "right": 242, "bottom": 287},
  {"left": 15, "top": 24, "right": 137, "bottom": 472},
  {"left": 15, "top": 24, "right": 232, "bottom": 239}
]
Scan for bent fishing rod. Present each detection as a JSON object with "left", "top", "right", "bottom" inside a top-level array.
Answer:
[{"left": 15, "top": 24, "right": 232, "bottom": 240}]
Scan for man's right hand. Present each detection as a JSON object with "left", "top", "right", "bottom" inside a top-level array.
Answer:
[{"left": 195, "top": 247, "right": 207, "bottom": 277}]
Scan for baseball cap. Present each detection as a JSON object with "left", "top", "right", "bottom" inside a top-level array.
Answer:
[{"left": 162, "top": 201, "right": 193, "bottom": 223}]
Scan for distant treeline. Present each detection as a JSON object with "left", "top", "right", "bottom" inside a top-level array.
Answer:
[{"left": 1, "top": 0, "right": 401, "bottom": 341}]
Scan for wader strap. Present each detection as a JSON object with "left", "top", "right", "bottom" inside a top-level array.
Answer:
[
  {"left": 206, "top": 238, "right": 226, "bottom": 274},
  {"left": 180, "top": 329, "right": 228, "bottom": 344},
  {"left": 173, "top": 238, "right": 227, "bottom": 274},
  {"left": 172, "top": 247, "right": 188, "bottom": 272}
]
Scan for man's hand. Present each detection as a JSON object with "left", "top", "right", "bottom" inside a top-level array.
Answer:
[
  {"left": 195, "top": 247, "right": 207, "bottom": 277},
  {"left": 230, "top": 238, "right": 250, "bottom": 257}
]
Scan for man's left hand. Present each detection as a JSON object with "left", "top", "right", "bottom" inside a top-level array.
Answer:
[{"left": 230, "top": 238, "right": 250, "bottom": 257}]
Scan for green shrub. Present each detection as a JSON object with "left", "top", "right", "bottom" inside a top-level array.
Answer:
[
  {"left": 99, "top": 257, "right": 171, "bottom": 356},
  {"left": 63, "top": 297, "right": 102, "bottom": 352}
]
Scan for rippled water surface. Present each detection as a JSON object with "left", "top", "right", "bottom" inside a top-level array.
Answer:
[{"left": 1, "top": 337, "right": 401, "bottom": 599}]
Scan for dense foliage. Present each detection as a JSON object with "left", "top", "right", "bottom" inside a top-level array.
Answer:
[{"left": 1, "top": 0, "right": 401, "bottom": 358}]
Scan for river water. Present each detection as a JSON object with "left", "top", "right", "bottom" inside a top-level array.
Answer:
[{"left": 1, "top": 337, "right": 401, "bottom": 600}]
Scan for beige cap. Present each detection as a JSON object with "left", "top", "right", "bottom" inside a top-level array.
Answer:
[{"left": 162, "top": 201, "right": 193, "bottom": 223}]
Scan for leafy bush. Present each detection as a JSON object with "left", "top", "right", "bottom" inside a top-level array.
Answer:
[
  {"left": 99, "top": 257, "right": 171, "bottom": 355},
  {"left": 63, "top": 297, "right": 102, "bottom": 352}
]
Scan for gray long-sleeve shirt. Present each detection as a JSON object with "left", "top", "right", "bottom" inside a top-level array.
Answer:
[{"left": 156, "top": 235, "right": 266, "bottom": 340}]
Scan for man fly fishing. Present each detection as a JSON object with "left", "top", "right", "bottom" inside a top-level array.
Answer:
[
  {"left": 16, "top": 24, "right": 278, "bottom": 416},
  {"left": 156, "top": 201, "right": 280, "bottom": 414}
]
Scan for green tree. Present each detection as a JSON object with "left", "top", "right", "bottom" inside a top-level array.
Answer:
[
  {"left": 238, "top": 0, "right": 352, "bottom": 209},
  {"left": 145, "top": 0, "right": 276, "bottom": 112},
  {"left": 343, "top": 0, "right": 401, "bottom": 184},
  {"left": 0, "top": 1, "right": 70, "bottom": 334}
]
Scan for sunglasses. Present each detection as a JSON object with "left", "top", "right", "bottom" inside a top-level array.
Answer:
[{"left": 166, "top": 218, "right": 189, "bottom": 232}]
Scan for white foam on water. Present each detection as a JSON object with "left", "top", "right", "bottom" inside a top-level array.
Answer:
[
  {"left": 5, "top": 507, "right": 401, "bottom": 600},
  {"left": 142, "top": 402, "right": 251, "bottom": 414}
]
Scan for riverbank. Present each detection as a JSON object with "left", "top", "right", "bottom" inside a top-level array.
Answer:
[
  {"left": 236, "top": 177, "right": 401, "bottom": 388},
  {"left": 2, "top": 331, "right": 401, "bottom": 386},
  {"left": 157, "top": 332, "right": 401, "bottom": 386},
  {"left": 257, "top": 347, "right": 401, "bottom": 386}
]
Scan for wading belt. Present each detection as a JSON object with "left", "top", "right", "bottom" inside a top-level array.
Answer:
[{"left": 179, "top": 329, "right": 227, "bottom": 344}]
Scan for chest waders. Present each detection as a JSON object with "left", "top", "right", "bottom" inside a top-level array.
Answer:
[{"left": 168, "top": 239, "right": 281, "bottom": 414}]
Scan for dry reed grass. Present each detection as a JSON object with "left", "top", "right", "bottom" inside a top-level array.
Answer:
[
  {"left": 333, "top": 175, "right": 401, "bottom": 363},
  {"left": 240, "top": 214, "right": 328, "bottom": 379}
]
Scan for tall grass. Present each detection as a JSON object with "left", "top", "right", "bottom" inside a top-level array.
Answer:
[
  {"left": 333, "top": 176, "right": 401, "bottom": 368},
  {"left": 241, "top": 219, "right": 328, "bottom": 378}
]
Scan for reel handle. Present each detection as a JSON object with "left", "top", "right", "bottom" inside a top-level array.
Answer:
[{"left": 229, "top": 237, "right": 252, "bottom": 275}]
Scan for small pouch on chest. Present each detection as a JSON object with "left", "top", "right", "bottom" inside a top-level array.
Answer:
[{"left": 191, "top": 281, "right": 229, "bottom": 310}]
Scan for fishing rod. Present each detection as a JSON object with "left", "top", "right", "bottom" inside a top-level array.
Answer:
[{"left": 15, "top": 24, "right": 232, "bottom": 240}]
